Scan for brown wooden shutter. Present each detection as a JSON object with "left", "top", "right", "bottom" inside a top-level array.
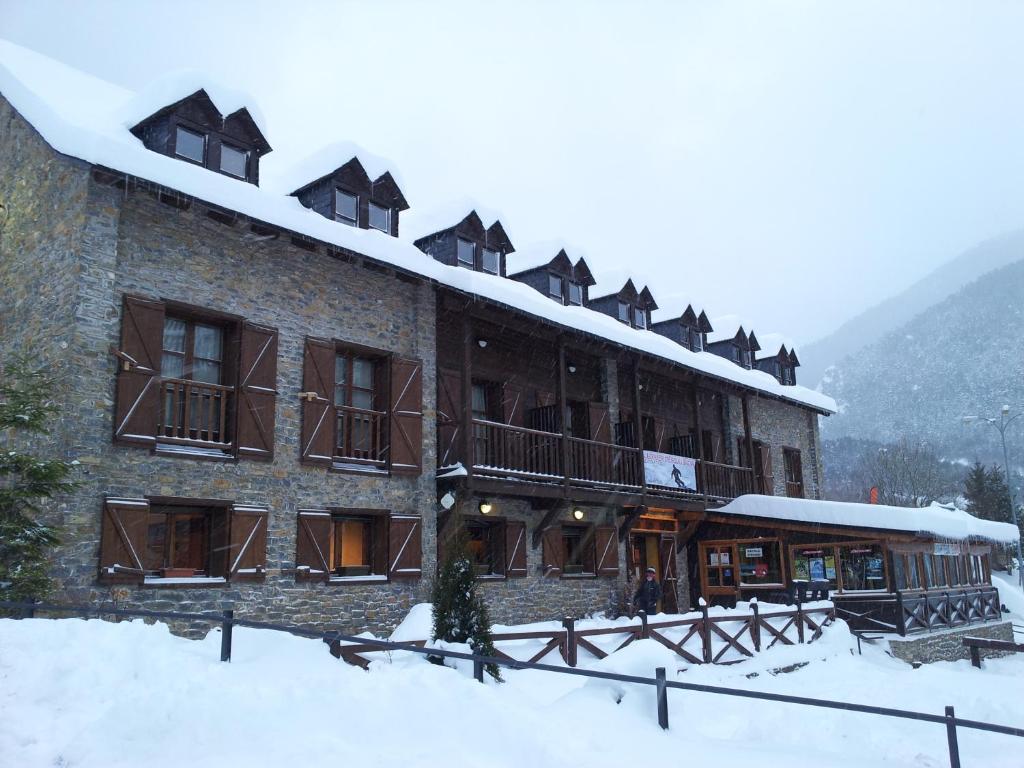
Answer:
[
  {"left": 502, "top": 383, "right": 525, "bottom": 427},
  {"left": 389, "top": 356, "right": 423, "bottom": 475},
  {"left": 227, "top": 505, "right": 268, "bottom": 581},
  {"left": 757, "top": 444, "right": 774, "bottom": 495},
  {"left": 595, "top": 525, "right": 619, "bottom": 576},
  {"left": 542, "top": 525, "right": 563, "bottom": 578},
  {"left": 300, "top": 337, "right": 335, "bottom": 466},
  {"left": 505, "top": 520, "right": 527, "bottom": 577},
  {"left": 436, "top": 368, "right": 463, "bottom": 467},
  {"left": 295, "top": 509, "right": 331, "bottom": 581},
  {"left": 581, "top": 527, "right": 597, "bottom": 574},
  {"left": 588, "top": 402, "right": 611, "bottom": 444},
  {"left": 389, "top": 514, "right": 422, "bottom": 579},
  {"left": 98, "top": 497, "right": 150, "bottom": 583},
  {"left": 113, "top": 295, "right": 165, "bottom": 445},
  {"left": 235, "top": 322, "right": 278, "bottom": 460}
]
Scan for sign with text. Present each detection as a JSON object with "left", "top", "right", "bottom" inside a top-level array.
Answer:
[{"left": 643, "top": 451, "right": 697, "bottom": 491}]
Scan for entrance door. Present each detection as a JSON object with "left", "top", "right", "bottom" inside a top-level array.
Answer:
[
  {"left": 659, "top": 535, "right": 679, "bottom": 613},
  {"left": 699, "top": 542, "right": 739, "bottom": 604},
  {"left": 629, "top": 532, "right": 679, "bottom": 614}
]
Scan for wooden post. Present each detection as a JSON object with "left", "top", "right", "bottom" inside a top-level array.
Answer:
[
  {"left": 751, "top": 599, "right": 761, "bottom": 652},
  {"left": 693, "top": 385, "right": 708, "bottom": 504},
  {"left": 969, "top": 644, "right": 981, "bottom": 669},
  {"left": 700, "top": 600, "right": 712, "bottom": 663},
  {"left": 945, "top": 706, "right": 961, "bottom": 768},
  {"left": 796, "top": 592, "right": 805, "bottom": 644},
  {"left": 639, "top": 610, "right": 649, "bottom": 639},
  {"left": 741, "top": 394, "right": 756, "bottom": 495},
  {"left": 557, "top": 336, "right": 570, "bottom": 494},
  {"left": 473, "top": 659, "right": 484, "bottom": 683},
  {"left": 220, "top": 609, "right": 233, "bottom": 663},
  {"left": 461, "top": 313, "right": 474, "bottom": 478},
  {"left": 562, "top": 616, "right": 577, "bottom": 667},
  {"left": 655, "top": 667, "right": 669, "bottom": 730},
  {"left": 632, "top": 361, "right": 646, "bottom": 495},
  {"left": 895, "top": 590, "right": 907, "bottom": 637}
]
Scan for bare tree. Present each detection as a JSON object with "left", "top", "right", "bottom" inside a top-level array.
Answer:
[{"left": 854, "top": 437, "right": 957, "bottom": 507}]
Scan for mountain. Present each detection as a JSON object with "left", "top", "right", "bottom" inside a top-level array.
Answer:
[
  {"left": 801, "top": 229, "right": 1024, "bottom": 386},
  {"left": 820, "top": 257, "right": 1024, "bottom": 479}
]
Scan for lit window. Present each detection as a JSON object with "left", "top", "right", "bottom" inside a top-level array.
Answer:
[
  {"left": 482, "top": 248, "right": 500, "bottom": 274},
  {"left": 368, "top": 202, "right": 390, "bottom": 232},
  {"left": 457, "top": 238, "right": 476, "bottom": 267},
  {"left": 466, "top": 519, "right": 503, "bottom": 576},
  {"left": 549, "top": 274, "right": 564, "bottom": 300},
  {"left": 568, "top": 283, "right": 583, "bottom": 306},
  {"left": 331, "top": 516, "right": 375, "bottom": 576},
  {"left": 335, "top": 190, "right": 358, "bottom": 225},
  {"left": 219, "top": 144, "right": 248, "bottom": 178},
  {"left": 144, "top": 506, "right": 223, "bottom": 575},
  {"left": 617, "top": 302, "right": 630, "bottom": 323},
  {"left": 634, "top": 308, "right": 647, "bottom": 329},
  {"left": 175, "top": 126, "right": 205, "bottom": 163}
]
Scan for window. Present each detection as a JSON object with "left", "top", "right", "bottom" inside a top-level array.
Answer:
[
  {"left": 330, "top": 515, "right": 377, "bottom": 576},
  {"left": 562, "top": 525, "right": 594, "bottom": 575},
  {"left": 482, "top": 248, "right": 500, "bottom": 274},
  {"left": 219, "top": 144, "right": 249, "bottom": 178},
  {"left": 618, "top": 301, "right": 630, "bottom": 323},
  {"left": 335, "top": 189, "right": 358, "bottom": 225},
  {"left": 634, "top": 307, "right": 647, "bottom": 329},
  {"left": 837, "top": 543, "right": 886, "bottom": 591},
  {"left": 466, "top": 519, "right": 504, "bottom": 576},
  {"left": 781, "top": 365, "right": 793, "bottom": 385},
  {"left": 160, "top": 316, "right": 227, "bottom": 444},
  {"left": 791, "top": 546, "right": 838, "bottom": 589},
  {"left": 549, "top": 274, "right": 564, "bottom": 300},
  {"left": 457, "top": 238, "right": 476, "bottom": 267},
  {"left": 568, "top": 282, "right": 583, "bottom": 306},
  {"left": 792, "top": 541, "right": 887, "bottom": 592},
  {"left": 174, "top": 126, "right": 205, "bottom": 163},
  {"left": 740, "top": 349, "right": 753, "bottom": 368},
  {"left": 783, "top": 448, "right": 804, "bottom": 498},
  {"left": 368, "top": 202, "right": 390, "bottom": 232},
  {"left": 143, "top": 505, "right": 226, "bottom": 577},
  {"left": 704, "top": 544, "right": 736, "bottom": 588},
  {"left": 738, "top": 541, "right": 783, "bottom": 586},
  {"left": 690, "top": 329, "right": 703, "bottom": 351},
  {"left": 334, "top": 352, "right": 383, "bottom": 463}
]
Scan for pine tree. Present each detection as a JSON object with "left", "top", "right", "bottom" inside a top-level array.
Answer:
[
  {"left": 431, "top": 526, "right": 501, "bottom": 681},
  {"left": 0, "top": 356, "right": 76, "bottom": 609},
  {"left": 964, "top": 461, "right": 1013, "bottom": 523}
]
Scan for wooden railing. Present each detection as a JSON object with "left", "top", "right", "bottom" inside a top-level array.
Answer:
[
  {"left": 568, "top": 436, "right": 642, "bottom": 488},
  {"left": 472, "top": 419, "right": 563, "bottom": 478},
  {"left": 335, "top": 405, "right": 386, "bottom": 465},
  {"left": 159, "top": 378, "right": 233, "bottom": 446},
  {"left": 834, "top": 586, "right": 1002, "bottom": 636},
  {"left": 786, "top": 480, "right": 804, "bottom": 498},
  {"left": 699, "top": 460, "right": 754, "bottom": 499}
]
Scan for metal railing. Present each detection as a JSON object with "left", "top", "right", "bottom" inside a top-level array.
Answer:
[{"left": 1, "top": 599, "right": 1020, "bottom": 767}]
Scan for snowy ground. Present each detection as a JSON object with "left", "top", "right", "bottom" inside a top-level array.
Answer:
[{"left": 2, "top": 603, "right": 1023, "bottom": 768}]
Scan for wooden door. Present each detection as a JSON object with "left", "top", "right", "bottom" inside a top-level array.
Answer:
[{"left": 659, "top": 535, "right": 679, "bottom": 614}]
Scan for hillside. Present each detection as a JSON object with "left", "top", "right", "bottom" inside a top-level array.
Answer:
[
  {"left": 801, "top": 230, "right": 1024, "bottom": 385},
  {"left": 821, "top": 258, "right": 1024, "bottom": 474}
]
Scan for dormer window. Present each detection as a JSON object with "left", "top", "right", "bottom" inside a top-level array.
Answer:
[
  {"left": 335, "top": 190, "right": 358, "bottom": 226},
  {"left": 549, "top": 274, "right": 564, "bottom": 299},
  {"left": 175, "top": 126, "right": 206, "bottom": 164},
  {"left": 482, "top": 248, "right": 500, "bottom": 275},
  {"left": 618, "top": 302, "right": 630, "bottom": 323},
  {"left": 690, "top": 329, "right": 703, "bottom": 352},
  {"left": 781, "top": 366, "right": 794, "bottom": 385},
  {"left": 457, "top": 238, "right": 476, "bottom": 268},
  {"left": 568, "top": 282, "right": 583, "bottom": 306},
  {"left": 219, "top": 143, "right": 248, "bottom": 178},
  {"left": 369, "top": 202, "right": 390, "bottom": 233},
  {"left": 740, "top": 349, "right": 753, "bottom": 369},
  {"left": 634, "top": 308, "right": 647, "bottom": 329}
]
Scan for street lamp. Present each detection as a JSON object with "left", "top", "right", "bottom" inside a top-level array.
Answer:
[{"left": 963, "top": 406, "right": 1023, "bottom": 587}]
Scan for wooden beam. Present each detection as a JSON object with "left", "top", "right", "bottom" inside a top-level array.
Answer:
[
  {"left": 461, "top": 312, "right": 474, "bottom": 479},
  {"left": 699, "top": 511, "right": 924, "bottom": 543},
  {"left": 632, "top": 361, "right": 647, "bottom": 495},
  {"left": 532, "top": 505, "right": 565, "bottom": 549},
  {"left": 742, "top": 394, "right": 756, "bottom": 493},
  {"left": 618, "top": 504, "right": 646, "bottom": 542},
  {"left": 558, "top": 335, "right": 571, "bottom": 494},
  {"left": 676, "top": 515, "right": 705, "bottom": 552}
]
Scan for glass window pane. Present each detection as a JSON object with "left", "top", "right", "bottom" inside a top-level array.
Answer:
[
  {"left": 457, "top": 238, "right": 476, "bottom": 266},
  {"left": 471, "top": 384, "right": 488, "bottom": 417},
  {"left": 618, "top": 302, "right": 630, "bottom": 323},
  {"left": 175, "top": 127, "right": 205, "bottom": 162},
  {"left": 193, "top": 324, "right": 223, "bottom": 362},
  {"left": 568, "top": 283, "right": 583, "bottom": 305},
  {"left": 163, "top": 317, "right": 187, "bottom": 353},
  {"left": 369, "top": 203, "right": 390, "bottom": 232},
  {"left": 892, "top": 554, "right": 906, "bottom": 590},
  {"left": 161, "top": 353, "right": 184, "bottom": 379},
  {"left": 220, "top": 144, "right": 248, "bottom": 178},
  {"left": 691, "top": 331, "right": 703, "bottom": 351},
  {"left": 192, "top": 360, "right": 221, "bottom": 385},
  {"left": 548, "top": 274, "right": 563, "bottom": 298},
  {"left": 335, "top": 190, "right": 358, "bottom": 224},
  {"left": 352, "top": 358, "right": 374, "bottom": 389},
  {"left": 634, "top": 308, "right": 646, "bottom": 328},
  {"left": 482, "top": 249, "right": 500, "bottom": 274},
  {"left": 738, "top": 542, "right": 783, "bottom": 585},
  {"left": 351, "top": 390, "right": 373, "bottom": 410},
  {"left": 792, "top": 547, "right": 838, "bottom": 590},
  {"left": 837, "top": 543, "right": 885, "bottom": 591},
  {"left": 336, "top": 519, "right": 371, "bottom": 569},
  {"left": 907, "top": 555, "right": 920, "bottom": 589}
]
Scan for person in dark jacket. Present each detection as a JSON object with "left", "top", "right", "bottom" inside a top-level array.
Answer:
[{"left": 633, "top": 566, "right": 661, "bottom": 614}]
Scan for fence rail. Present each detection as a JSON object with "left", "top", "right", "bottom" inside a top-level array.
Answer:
[{"left": 2, "top": 599, "right": 1020, "bottom": 768}]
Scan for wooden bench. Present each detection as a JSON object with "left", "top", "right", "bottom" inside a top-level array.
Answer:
[{"left": 962, "top": 636, "right": 1024, "bottom": 668}]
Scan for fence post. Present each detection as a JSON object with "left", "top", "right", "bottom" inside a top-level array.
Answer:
[
  {"left": 655, "top": 666, "right": 669, "bottom": 730},
  {"left": 700, "top": 599, "right": 712, "bottom": 664},
  {"left": 751, "top": 598, "right": 761, "bottom": 652},
  {"left": 220, "top": 609, "right": 233, "bottom": 663},
  {"left": 473, "top": 659, "right": 484, "bottom": 683},
  {"left": 945, "top": 706, "right": 961, "bottom": 768},
  {"left": 895, "top": 590, "right": 907, "bottom": 636},
  {"left": 21, "top": 600, "right": 36, "bottom": 620},
  {"left": 639, "top": 610, "right": 649, "bottom": 640},
  {"left": 562, "top": 616, "right": 577, "bottom": 668},
  {"left": 796, "top": 593, "right": 805, "bottom": 644}
]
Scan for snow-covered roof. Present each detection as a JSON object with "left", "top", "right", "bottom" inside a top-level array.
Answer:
[
  {"left": 707, "top": 315, "right": 747, "bottom": 344},
  {"left": 506, "top": 239, "right": 584, "bottom": 275},
  {"left": 0, "top": 38, "right": 836, "bottom": 414},
  {"left": 262, "top": 140, "right": 406, "bottom": 196},
  {"left": 754, "top": 332, "right": 796, "bottom": 361},
  {"left": 400, "top": 198, "right": 510, "bottom": 244},
  {"left": 718, "top": 495, "right": 1020, "bottom": 544},
  {"left": 652, "top": 293, "right": 708, "bottom": 324}
]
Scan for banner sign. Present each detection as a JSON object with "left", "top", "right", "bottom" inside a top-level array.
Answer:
[
  {"left": 934, "top": 542, "right": 962, "bottom": 556},
  {"left": 643, "top": 451, "right": 697, "bottom": 491}
]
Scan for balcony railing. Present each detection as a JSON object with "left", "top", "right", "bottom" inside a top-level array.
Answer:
[
  {"left": 700, "top": 460, "right": 755, "bottom": 499},
  {"left": 568, "top": 436, "right": 642, "bottom": 488},
  {"left": 473, "top": 419, "right": 562, "bottom": 478},
  {"left": 159, "top": 378, "right": 233, "bottom": 446},
  {"left": 335, "top": 405, "right": 386, "bottom": 466}
]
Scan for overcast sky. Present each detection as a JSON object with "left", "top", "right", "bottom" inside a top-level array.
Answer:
[{"left": 4, "top": 0, "right": 1024, "bottom": 345}]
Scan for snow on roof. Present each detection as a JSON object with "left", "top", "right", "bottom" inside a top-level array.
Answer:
[
  {"left": 506, "top": 239, "right": 585, "bottom": 275},
  {"left": 589, "top": 266, "right": 657, "bottom": 300},
  {"left": 400, "top": 198, "right": 510, "bottom": 244},
  {"left": 718, "top": 495, "right": 1020, "bottom": 544},
  {"left": 652, "top": 292, "right": 709, "bottom": 323},
  {"left": 261, "top": 140, "right": 406, "bottom": 196},
  {"left": 754, "top": 332, "right": 796, "bottom": 361},
  {"left": 0, "top": 38, "right": 836, "bottom": 414},
  {"left": 707, "top": 314, "right": 747, "bottom": 344}
]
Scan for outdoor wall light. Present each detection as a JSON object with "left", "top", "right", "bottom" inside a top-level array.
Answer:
[
  {"left": 567, "top": 364, "right": 577, "bottom": 374},
  {"left": 572, "top": 508, "right": 584, "bottom": 521},
  {"left": 440, "top": 491, "right": 456, "bottom": 510},
  {"left": 477, "top": 338, "right": 488, "bottom": 348},
  {"left": 479, "top": 500, "right": 493, "bottom": 515}
]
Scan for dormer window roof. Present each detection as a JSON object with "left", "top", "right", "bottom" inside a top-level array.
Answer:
[
  {"left": 410, "top": 208, "right": 515, "bottom": 276},
  {"left": 589, "top": 278, "right": 658, "bottom": 329},
  {"left": 651, "top": 302, "right": 714, "bottom": 351},
  {"left": 130, "top": 88, "right": 271, "bottom": 185},
  {"left": 507, "top": 246, "right": 596, "bottom": 306}
]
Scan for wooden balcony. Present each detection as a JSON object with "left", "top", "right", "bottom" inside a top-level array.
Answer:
[
  {"left": 468, "top": 418, "right": 753, "bottom": 503},
  {"left": 335, "top": 405, "right": 386, "bottom": 466},
  {"left": 159, "top": 378, "right": 233, "bottom": 447}
]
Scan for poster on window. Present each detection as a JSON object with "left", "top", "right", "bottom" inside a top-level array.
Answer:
[
  {"left": 643, "top": 451, "right": 697, "bottom": 491},
  {"left": 808, "top": 557, "right": 826, "bottom": 581}
]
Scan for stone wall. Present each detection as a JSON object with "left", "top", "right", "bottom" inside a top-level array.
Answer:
[{"left": 887, "top": 621, "right": 1015, "bottom": 665}]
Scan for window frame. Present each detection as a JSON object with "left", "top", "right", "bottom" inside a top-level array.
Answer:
[
  {"left": 782, "top": 447, "right": 804, "bottom": 498},
  {"left": 218, "top": 142, "right": 250, "bottom": 179},
  {"left": 548, "top": 273, "right": 565, "bottom": 301},
  {"left": 633, "top": 307, "right": 647, "bottom": 329},
  {"left": 332, "top": 346, "right": 387, "bottom": 468},
  {"left": 568, "top": 282, "right": 583, "bottom": 306},
  {"left": 481, "top": 248, "right": 501, "bottom": 275},
  {"left": 464, "top": 515, "right": 507, "bottom": 578},
  {"left": 617, "top": 301, "right": 631, "bottom": 324},
  {"left": 327, "top": 509, "right": 389, "bottom": 581},
  {"left": 368, "top": 201, "right": 391, "bottom": 233},
  {"left": 788, "top": 539, "right": 888, "bottom": 594},
  {"left": 457, "top": 238, "right": 477, "bottom": 268},
  {"left": 173, "top": 124, "right": 207, "bottom": 165},
  {"left": 334, "top": 188, "right": 359, "bottom": 226},
  {"left": 561, "top": 523, "right": 596, "bottom": 577},
  {"left": 141, "top": 498, "right": 232, "bottom": 584}
]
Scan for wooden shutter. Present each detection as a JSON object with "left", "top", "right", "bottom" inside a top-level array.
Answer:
[
  {"left": 300, "top": 337, "right": 335, "bottom": 466},
  {"left": 389, "top": 356, "right": 423, "bottom": 475},
  {"left": 436, "top": 368, "right": 463, "bottom": 467},
  {"left": 389, "top": 514, "right": 422, "bottom": 579},
  {"left": 295, "top": 509, "right": 331, "bottom": 581},
  {"left": 98, "top": 497, "right": 150, "bottom": 582},
  {"left": 235, "top": 322, "right": 278, "bottom": 460},
  {"left": 757, "top": 444, "right": 774, "bottom": 495},
  {"left": 227, "top": 505, "right": 268, "bottom": 581},
  {"left": 542, "top": 525, "right": 564, "bottom": 578},
  {"left": 502, "top": 382, "right": 525, "bottom": 427},
  {"left": 660, "top": 535, "right": 678, "bottom": 582},
  {"left": 113, "top": 295, "right": 165, "bottom": 445},
  {"left": 588, "top": 402, "right": 611, "bottom": 444},
  {"left": 581, "top": 527, "right": 597, "bottom": 574},
  {"left": 595, "top": 525, "right": 619, "bottom": 576},
  {"left": 505, "top": 520, "right": 527, "bottom": 577}
]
